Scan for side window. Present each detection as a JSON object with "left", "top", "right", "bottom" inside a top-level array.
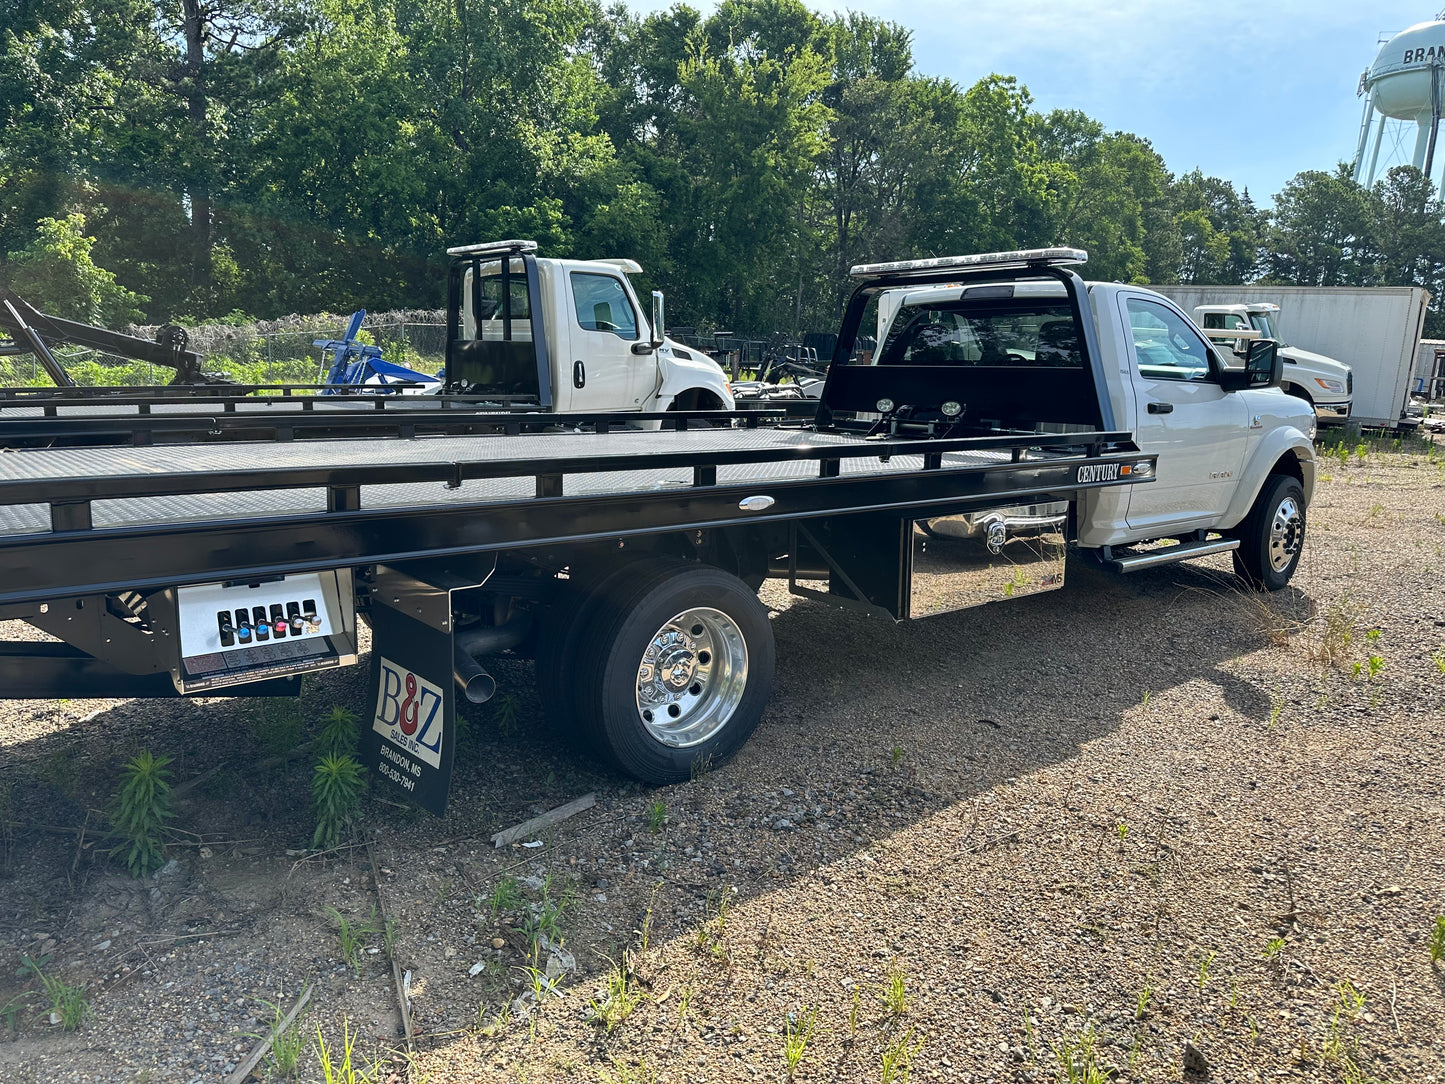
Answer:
[
  {"left": 570, "top": 273, "right": 638, "bottom": 340},
  {"left": 1126, "top": 298, "right": 1214, "bottom": 381},
  {"left": 1201, "top": 312, "right": 1246, "bottom": 331}
]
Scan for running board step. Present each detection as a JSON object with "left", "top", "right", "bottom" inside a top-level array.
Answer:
[{"left": 1107, "top": 537, "right": 1240, "bottom": 573}]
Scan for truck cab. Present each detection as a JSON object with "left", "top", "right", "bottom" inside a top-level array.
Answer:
[
  {"left": 444, "top": 240, "right": 733, "bottom": 413},
  {"left": 1193, "top": 303, "right": 1352, "bottom": 425},
  {"left": 866, "top": 266, "right": 1316, "bottom": 589}
]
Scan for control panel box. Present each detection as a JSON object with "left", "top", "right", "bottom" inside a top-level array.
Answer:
[{"left": 169, "top": 570, "right": 358, "bottom": 693}]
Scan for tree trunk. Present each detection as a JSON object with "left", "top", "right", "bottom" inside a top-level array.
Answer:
[{"left": 181, "top": 0, "right": 210, "bottom": 297}]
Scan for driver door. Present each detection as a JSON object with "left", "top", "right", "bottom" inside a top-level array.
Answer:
[
  {"left": 565, "top": 272, "right": 646, "bottom": 411},
  {"left": 1119, "top": 293, "right": 1248, "bottom": 532}
]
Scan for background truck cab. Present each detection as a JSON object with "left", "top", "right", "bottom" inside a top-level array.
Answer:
[
  {"left": 445, "top": 239, "right": 733, "bottom": 413},
  {"left": 1194, "top": 302, "right": 1353, "bottom": 425}
]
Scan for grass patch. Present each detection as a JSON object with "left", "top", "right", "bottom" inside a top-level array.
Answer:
[{"left": 37, "top": 969, "right": 89, "bottom": 1032}]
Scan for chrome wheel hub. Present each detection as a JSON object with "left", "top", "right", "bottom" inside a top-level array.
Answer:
[
  {"left": 1268, "top": 496, "right": 1303, "bottom": 573},
  {"left": 635, "top": 607, "right": 748, "bottom": 748}
]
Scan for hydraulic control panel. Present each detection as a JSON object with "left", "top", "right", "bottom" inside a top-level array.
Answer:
[{"left": 170, "top": 570, "right": 358, "bottom": 693}]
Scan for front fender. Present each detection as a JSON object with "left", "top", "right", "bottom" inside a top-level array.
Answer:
[
  {"left": 1218, "top": 425, "right": 1316, "bottom": 530},
  {"left": 656, "top": 352, "right": 735, "bottom": 408}
]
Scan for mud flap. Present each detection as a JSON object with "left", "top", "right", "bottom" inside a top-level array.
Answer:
[
  {"left": 359, "top": 559, "right": 494, "bottom": 816},
  {"left": 362, "top": 598, "right": 455, "bottom": 816}
]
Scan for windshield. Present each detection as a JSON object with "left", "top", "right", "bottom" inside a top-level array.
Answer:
[{"left": 1249, "top": 311, "right": 1286, "bottom": 347}]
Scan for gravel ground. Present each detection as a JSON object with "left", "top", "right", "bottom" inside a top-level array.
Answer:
[{"left": 0, "top": 436, "right": 1442, "bottom": 1083}]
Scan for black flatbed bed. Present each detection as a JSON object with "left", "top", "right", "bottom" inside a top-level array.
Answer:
[{"left": 0, "top": 401, "right": 1145, "bottom": 607}]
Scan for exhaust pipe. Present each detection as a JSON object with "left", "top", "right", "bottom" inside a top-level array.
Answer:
[{"left": 453, "top": 645, "right": 497, "bottom": 704}]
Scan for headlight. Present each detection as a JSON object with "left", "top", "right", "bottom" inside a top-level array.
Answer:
[{"left": 1315, "top": 378, "right": 1345, "bottom": 393}]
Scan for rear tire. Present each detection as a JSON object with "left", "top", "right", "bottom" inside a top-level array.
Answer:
[
  {"left": 536, "top": 559, "right": 677, "bottom": 750},
  {"left": 573, "top": 560, "right": 774, "bottom": 783},
  {"left": 1231, "top": 474, "right": 1306, "bottom": 591}
]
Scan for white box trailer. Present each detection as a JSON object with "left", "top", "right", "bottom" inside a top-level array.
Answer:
[{"left": 1148, "top": 284, "right": 1430, "bottom": 428}]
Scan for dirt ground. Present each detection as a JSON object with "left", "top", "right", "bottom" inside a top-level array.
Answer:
[{"left": 0, "top": 434, "right": 1443, "bottom": 1084}]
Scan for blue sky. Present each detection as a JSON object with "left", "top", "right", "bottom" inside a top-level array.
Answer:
[{"left": 629, "top": 0, "right": 1442, "bottom": 207}]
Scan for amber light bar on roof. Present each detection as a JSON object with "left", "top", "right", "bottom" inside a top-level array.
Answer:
[
  {"left": 849, "top": 247, "right": 1088, "bottom": 278},
  {"left": 445, "top": 239, "right": 539, "bottom": 257}
]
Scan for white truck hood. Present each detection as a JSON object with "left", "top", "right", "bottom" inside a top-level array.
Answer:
[{"left": 1281, "top": 346, "right": 1350, "bottom": 382}]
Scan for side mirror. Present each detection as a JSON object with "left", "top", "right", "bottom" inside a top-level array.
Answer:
[
  {"left": 650, "top": 290, "right": 665, "bottom": 349},
  {"left": 1220, "top": 339, "right": 1280, "bottom": 390}
]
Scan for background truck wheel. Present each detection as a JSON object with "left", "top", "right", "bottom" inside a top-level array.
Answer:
[
  {"left": 1232, "top": 474, "right": 1306, "bottom": 591},
  {"left": 573, "top": 560, "right": 774, "bottom": 783}
]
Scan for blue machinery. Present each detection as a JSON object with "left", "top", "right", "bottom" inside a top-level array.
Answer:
[{"left": 315, "top": 310, "right": 438, "bottom": 392}]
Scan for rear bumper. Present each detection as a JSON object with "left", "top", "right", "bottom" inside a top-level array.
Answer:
[{"left": 1315, "top": 399, "right": 1351, "bottom": 423}]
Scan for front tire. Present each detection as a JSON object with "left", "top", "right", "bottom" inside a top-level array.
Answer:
[
  {"left": 1232, "top": 474, "right": 1306, "bottom": 591},
  {"left": 573, "top": 560, "right": 774, "bottom": 783}
]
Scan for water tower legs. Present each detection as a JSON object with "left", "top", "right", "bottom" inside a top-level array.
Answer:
[
  {"left": 1353, "top": 98, "right": 1376, "bottom": 185},
  {"left": 1366, "top": 113, "right": 1387, "bottom": 185}
]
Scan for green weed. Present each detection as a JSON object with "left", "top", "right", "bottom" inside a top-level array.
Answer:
[
  {"left": 0, "top": 992, "right": 28, "bottom": 1034},
  {"left": 1134, "top": 982, "right": 1152, "bottom": 1019},
  {"left": 250, "top": 999, "right": 307, "bottom": 1079},
  {"left": 37, "top": 969, "right": 89, "bottom": 1032},
  {"left": 879, "top": 1027, "right": 922, "bottom": 1084},
  {"left": 646, "top": 800, "right": 667, "bottom": 834},
  {"left": 782, "top": 1007, "right": 817, "bottom": 1079},
  {"left": 1428, "top": 915, "right": 1445, "bottom": 964},
  {"left": 324, "top": 906, "right": 379, "bottom": 976},
  {"left": 315, "top": 705, "right": 360, "bottom": 758},
  {"left": 598, "top": 1058, "right": 657, "bottom": 1084},
  {"left": 108, "top": 750, "right": 175, "bottom": 877},
  {"left": 1196, "top": 950, "right": 1216, "bottom": 993},
  {"left": 879, "top": 962, "right": 908, "bottom": 1017},
  {"left": 310, "top": 753, "right": 364, "bottom": 851},
  {"left": 487, "top": 875, "right": 522, "bottom": 919},
  {"left": 1050, "top": 1027, "right": 1108, "bottom": 1084},
  {"left": 889, "top": 745, "right": 904, "bottom": 769},
  {"left": 588, "top": 956, "right": 644, "bottom": 1032},
  {"left": 492, "top": 693, "right": 521, "bottom": 739},
  {"left": 314, "top": 1019, "right": 368, "bottom": 1084}
]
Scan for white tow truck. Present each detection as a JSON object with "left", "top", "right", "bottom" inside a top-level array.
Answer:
[
  {"left": 1192, "top": 302, "right": 1352, "bottom": 425},
  {"left": 444, "top": 240, "right": 734, "bottom": 413},
  {"left": 0, "top": 248, "right": 1316, "bottom": 812},
  {"left": 867, "top": 266, "right": 1317, "bottom": 589}
]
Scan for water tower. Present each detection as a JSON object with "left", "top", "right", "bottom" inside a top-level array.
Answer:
[{"left": 1354, "top": 17, "right": 1445, "bottom": 187}]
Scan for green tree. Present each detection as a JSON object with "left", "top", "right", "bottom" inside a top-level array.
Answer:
[
  {"left": 6, "top": 212, "right": 147, "bottom": 325},
  {"left": 1261, "top": 165, "right": 1377, "bottom": 286}
]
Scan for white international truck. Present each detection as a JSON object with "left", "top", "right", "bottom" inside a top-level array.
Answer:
[
  {"left": 1191, "top": 302, "right": 1353, "bottom": 425},
  {"left": 443, "top": 240, "right": 733, "bottom": 413},
  {"left": 0, "top": 248, "right": 1314, "bottom": 813}
]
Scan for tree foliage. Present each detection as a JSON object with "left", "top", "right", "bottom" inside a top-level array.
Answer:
[{"left": 3, "top": 0, "right": 1444, "bottom": 335}]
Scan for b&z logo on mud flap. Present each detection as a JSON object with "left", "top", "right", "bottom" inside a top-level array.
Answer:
[
  {"left": 1076, "top": 462, "right": 1121, "bottom": 484},
  {"left": 373, "top": 657, "right": 445, "bottom": 769}
]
